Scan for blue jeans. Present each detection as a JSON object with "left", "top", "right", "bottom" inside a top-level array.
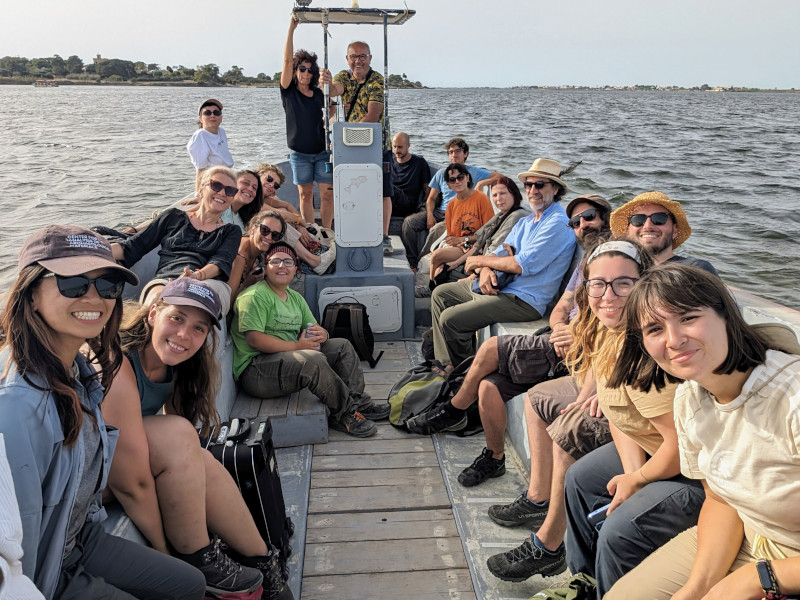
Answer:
[
  {"left": 290, "top": 150, "right": 333, "bottom": 185},
  {"left": 564, "top": 442, "right": 705, "bottom": 598}
]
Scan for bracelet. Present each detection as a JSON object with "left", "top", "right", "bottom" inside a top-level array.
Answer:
[{"left": 639, "top": 467, "right": 652, "bottom": 484}]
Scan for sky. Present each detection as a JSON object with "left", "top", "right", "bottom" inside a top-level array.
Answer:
[{"left": 4, "top": 0, "right": 799, "bottom": 89}]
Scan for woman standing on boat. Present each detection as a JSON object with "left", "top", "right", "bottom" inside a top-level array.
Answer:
[
  {"left": 281, "top": 15, "right": 335, "bottom": 229},
  {"left": 0, "top": 225, "right": 206, "bottom": 599},
  {"left": 111, "top": 165, "right": 241, "bottom": 316},
  {"left": 187, "top": 99, "right": 234, "bottom": 192},
  {"left": 102, "top": 278, "right": 287, "bottom": 599},
  {"left": 428, "top": 175, "right": 529, "bottom": 287},
  {"left": 605, "top": 264, "right": 800, "bottom": 600}
]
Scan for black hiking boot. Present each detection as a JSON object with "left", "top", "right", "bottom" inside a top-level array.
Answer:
[
  {"left": 236, "top": 548, "right": 293, "bottom": 600},
  {"left": 356, "top": 401, "right": 390, "bottom": 421},
  {"left": 405, "top": 404, "right": 467, "bottom": 435},
  {"left": 179, "top": 536, "right": 263, "bottom": 596},
  {"left": 488, "top": 491, "right": 549, "bottom": 528},
  {"left": 329, "top": 410, "right": 377, "bottom": 437},
  {"left": 457, "top": 447, "right": 505, "bottom": 487},
  {"left": 487, "top": 534, "right": 567, "bottom": 582}
]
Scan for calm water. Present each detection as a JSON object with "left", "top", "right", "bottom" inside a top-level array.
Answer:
[{"left": 3, "top": 86, "right": 799, "bottom": 309}]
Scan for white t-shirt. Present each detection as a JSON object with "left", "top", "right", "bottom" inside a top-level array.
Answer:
[
  {"left": 675, "top": 349, "right": 800, "bottom": 550},
  {"left": 186, "top": 127, "right": 234, "bottom": 169}
]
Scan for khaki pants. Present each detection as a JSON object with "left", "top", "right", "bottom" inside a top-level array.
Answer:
[{"left": 605, "top": 525, "right": 800, "bottom": 600}]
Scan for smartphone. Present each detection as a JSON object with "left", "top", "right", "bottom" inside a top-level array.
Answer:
[{"left": 587, "top": 503, "right": 611, "bottom": 531}]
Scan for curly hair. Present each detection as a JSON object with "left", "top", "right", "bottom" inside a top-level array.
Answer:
[
  {"left": 256, "top": 163, "right": 286, "bottom": 186},
  {"left": 119, "top": 300, "right": 220, "bottom": 437},
  {"left": 0, "top": 264, "right": 123, "bottom": 446},
  {"left": 292, "top": 50, "right": 320, "bottom": 88}
]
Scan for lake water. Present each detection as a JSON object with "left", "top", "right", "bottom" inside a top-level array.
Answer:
[{"left": 3, "top": 85, "right": 799, "bottom": 309}]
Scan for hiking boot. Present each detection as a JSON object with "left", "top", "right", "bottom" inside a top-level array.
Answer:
[
  {"left": 486, "top": 535, "right": 567, "bottom": 582},
  {"left": 183, "top": 537, "right": 263, "bottom": 596},
  {"left": 312, "top": 245, "right": 336, "bottom": 275},
  {"left": 405, "top": 405, "right": 467, "bottom": 435},
  {"left": 236, "top": 549, "right": 292, "bottom": 600},
  {"left": 357, "top": 401, "right": 390, "bottom": 421},
  {"left": 383, "top": 235, "right": 393, "bottom": 255},
  {"left": 488, "top": 491, "right": 549, "bottom": 528},
  {"left": 330, "top": 411, "right": 377, "bottom": 437},
  {"left": 458, "top": 447, "right": 506, "bottom": 487},
  {"left": 414, "top": 284, "right": 431, "bottom": 298}
]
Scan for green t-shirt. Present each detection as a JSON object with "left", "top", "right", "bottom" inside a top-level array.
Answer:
[{"left": 231, "top": 281, "right": 316, "bottom": 379}]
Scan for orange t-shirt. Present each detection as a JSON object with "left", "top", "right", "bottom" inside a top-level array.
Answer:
[{"left": 444, "top": 190, "right": 494, "bottom": 238}]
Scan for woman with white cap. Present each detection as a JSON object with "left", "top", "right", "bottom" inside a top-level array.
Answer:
[{"left": 187, "top": 98, "right": 234, "bottom": 192}]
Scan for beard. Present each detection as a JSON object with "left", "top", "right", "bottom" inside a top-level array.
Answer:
[{"left": 578, "top": 227, "right": 605, "bottom": 249}]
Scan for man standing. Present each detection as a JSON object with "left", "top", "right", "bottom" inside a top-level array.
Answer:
[
  {"left": 390, "top": 131, "right": 431, "bottom": 220},
  {"left": 323, "top": 42, "right": 395, "bottom": 255},
  {"left": 429, "top": 158, "right": 577, "bottom": 373},
  {"left": 402, "top": 137, "right": 498, "bottom": 269}
]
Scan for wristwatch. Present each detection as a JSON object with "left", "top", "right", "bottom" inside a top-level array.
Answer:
[{"left": 756, "top": 559, "right": 784, "bottom": 600}]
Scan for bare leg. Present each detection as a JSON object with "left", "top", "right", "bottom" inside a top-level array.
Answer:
[
  {"left": 450, "top": 337, "right": 500, "bottom": 410},
  {"left": 478, "top": 380, "right": 506, "bottom": 459},
  {"left": 525, "top": 392, "right": 553, "bottom": 504},
  {"left": 320, "top": 185, "right": 334, "bottom": 228},
  {"left": 383, "top": 196, "right": 392, "bottom": 235},
  {"left": 535, "top": 442, "right": 575, "bottom": 551},
  {"left": 298, "top": 183, "right": 315, "bottom": 225},
  {"left": 430, "top": 246, "right": 464, "bottom": 282},
  {"left": 202, "top": 451, "right": 268, "bottom": 556}
]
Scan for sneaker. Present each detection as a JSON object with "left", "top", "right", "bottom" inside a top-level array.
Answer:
[
  {"left": 357, "top": 401, "right": 390, "bottom": 421},
  {"left": 486, "top": 535, "right": 567, "bottom": 582},
  {"left": 414, "top": 284, "right": 431, "bottom": 298},
  {"left": 189, "top": 537, "right": 264, "bottom": 596},
  {"left": 405, "top": 405, "right": 467, "bottom": 435},
  {"left": 236, "top": 549, "right": 292, "bottom": 600},
  {"left": 488, "top": 491, "right": 549, "bottom": 528},
  {"left": 383, "top": 235, "right": 393, "bottom": 255},
  {"left": 312, "top": 245, "right": 336, "bottom": 275},
  {"left": 330, "top": 411, "right": 377, "bottom": 437},
  {"left": 457, "top": 447, "right": 506, "bottom": 487}
]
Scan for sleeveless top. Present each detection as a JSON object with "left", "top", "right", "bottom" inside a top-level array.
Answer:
[{"left": 126, "top": 350, "right": 174, "bottom": 416}]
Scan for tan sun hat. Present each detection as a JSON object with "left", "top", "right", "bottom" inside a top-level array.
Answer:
[
  {"left": 610, "top": 191, "right": 692, "bottom": 249},
  {"left": 517, "top": 158, "right": 567, "bottom": 191}
]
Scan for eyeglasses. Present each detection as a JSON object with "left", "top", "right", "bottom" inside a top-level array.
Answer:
[
  {"left": 445, "top": 174, "right": 467, "bottom": 183},
  {"left": 567, "top": 208, "right": 599, "bottom": 229},
  {"left": 202, "top": 109, "right": 222, "bottom": 116},
  {"left": 523, "top": 181, "right": 550, "bottom": 190},
  {"left": 259, "top": 224, "right": 284, "bottom": 241},
  {"left": 583, "top": 276, "right": 638, "bottom": 298},
  {"left": 267, "top": 258, "right": 296, "bottom": 267},
  {"left": 297, "top": 65, "right": 317, "bottom": 73},
  {"left": 43, "top": 272, "right": 126, "bottom": 300},
  {"left": 264, "top": 175, "right": 281, "bottom": 191},
  {"left": 447, "top": 148, "right": 465, "bottom": 155},
  {"left": 209, "top": 180, "right": 238, "bottom": 197},
  {"left": 628, "top": 212, "right": 670, "bottom": 227},
  {"left": 348, "top": 54, "right": 370, "bottom": 61}
]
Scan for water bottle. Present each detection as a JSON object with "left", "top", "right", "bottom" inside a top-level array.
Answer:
[{"left": 305, "top": 323, "right": 314, "bottom": 338}]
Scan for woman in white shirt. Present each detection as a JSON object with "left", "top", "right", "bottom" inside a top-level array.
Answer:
[{"left": 187, "top": 99, "right": 234, "bottom": 192}]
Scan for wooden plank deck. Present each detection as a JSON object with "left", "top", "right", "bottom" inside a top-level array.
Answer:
[{"left": 300, "top": 341, "right": 477, "bottom": 599}]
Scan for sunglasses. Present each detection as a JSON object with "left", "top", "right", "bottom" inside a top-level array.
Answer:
[
  {"left": 264, "top": 174, "right": 281, "bottom": 191},
  {"left": 297, "top": 65, "right": 317, "bottom": 73},
  {"left": 43, "top": 272, "right": 126, "bottom": 300},
  {"left": 267, "top": 258, "right": 296, "bottom": 267},
  {"left": 628, "top": 212, "right": 670, "bottom": 227},
  {"left": 258, "top": 224, "right": 284, "bottom": 241},
  {"left": 202, "top": 109, "right": 222, "bottom": 116},
  {"left": 445, "top": 174, "right": 467, "bottom": 183},
  {"left": 209, "top": 180, "right": 238, "bottom": 197},
  {"left": 583, "top": 276, "right": 638, "bottom": 298},
  {"left": 567, "top": 208, "right": 599, "bottom": 229},
  {"left": 523, "top": 181, "right": 550, "bottom": 190}
]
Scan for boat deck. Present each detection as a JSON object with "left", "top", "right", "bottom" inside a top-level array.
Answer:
[{"left": 278, "top": 339, "right": 569, "bottom": 599}]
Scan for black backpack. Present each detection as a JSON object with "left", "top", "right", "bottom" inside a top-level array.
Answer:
[{"left": 321, "top": 300, "right": 384, "bottom": 368}]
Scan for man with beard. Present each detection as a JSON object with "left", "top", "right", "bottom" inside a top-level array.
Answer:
[
  {"left": 407, "top": 194, "right": 611, "bottom": 453},
  {"left": 390, "top": 131, "right": 431, "bottom": 220}
]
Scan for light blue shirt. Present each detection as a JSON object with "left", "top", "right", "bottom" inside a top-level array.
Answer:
[
  {"left": 429, "top": 164, "right": 492, "bottom": 211},
  {"left": 491, "top": 202, "right": 576, "bottom": 315}
]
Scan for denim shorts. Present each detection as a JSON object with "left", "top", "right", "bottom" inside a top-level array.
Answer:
[{"left": 290, "top": 150, "right": 333, "bottom": 185}]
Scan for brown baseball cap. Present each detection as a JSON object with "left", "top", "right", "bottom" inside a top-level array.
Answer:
[
  {"left": 199, "top": 99, "right": 223, "bottom": 114},
  {"left": 157, "top": 278, "right": 222, "bottom": 327}
]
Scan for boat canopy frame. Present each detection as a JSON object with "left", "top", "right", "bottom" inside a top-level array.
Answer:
[{"left": 291, "top": 6, "right": 416, "bottom": 154}]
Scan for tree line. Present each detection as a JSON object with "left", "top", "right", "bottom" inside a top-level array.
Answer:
[{"left": 0, "top": 55, "right": 424, "bottom": 87}]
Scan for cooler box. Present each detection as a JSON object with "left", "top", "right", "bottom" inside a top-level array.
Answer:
[{"left": 319, "top": 286, "right": 402, "bottom": 334}]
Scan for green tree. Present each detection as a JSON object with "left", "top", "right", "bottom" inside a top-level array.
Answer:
[
  {"left": 66, "top": 55, "right": 84, "bottom": 74},
  {"left": 273, "top": 71, "right": 282, "bottom": 82},
  {"left": 50, "top": 55, "right": 68, "bottom": 77},
  {"left": 0, "top": 56, "right": 30, "bottom": 77},
  {"left": 147, "top": 63, "right": 159, "bottom": 71},
  {"left": 222, "top": 65, "right": 244, "bottom": 84},
  {"left": 27, "top": 57, "right": 53, "bottom": 78},
  {"left": 134, "top": 61, "right": 147, "bottom": 74},
  {"left": 84, "top": 63, "right": 96, "bottom": 74},
  {"left": 97, "top": 59, "right": 136, "bottom": 80},
  {"left": 194, "top": 63, "right": 220, "bottom": 84}
]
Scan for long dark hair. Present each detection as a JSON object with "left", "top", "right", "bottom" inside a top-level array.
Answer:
[
  {"left": 292, "top": 50, "right": 320, "bottom": 88},
  {"left": 236, "top": 170, "right": 264, "bottom": 227},
  {"left": 119, "top": 301, "right": 220, "bottom": 437},
  {"left": 0, "top": 265, "right": 123, "bottom": 446},
  {"left": 608, "top": 263, "right": 769, "bottom": 392}
]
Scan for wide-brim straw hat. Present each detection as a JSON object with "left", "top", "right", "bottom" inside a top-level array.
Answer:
[
  {"left": 610, "top": 191, "right": 692, "bottom": 249},
  {"left": 517, "top": 158, "right": 567, "bottom": 191}
]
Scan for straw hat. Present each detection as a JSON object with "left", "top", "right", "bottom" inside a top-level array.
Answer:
[
  {"left": 610, "top": 191, "right": 692, "bottom": 249},
  {"left": 517, "top": 158, "right": 567, "bottom": 191}
]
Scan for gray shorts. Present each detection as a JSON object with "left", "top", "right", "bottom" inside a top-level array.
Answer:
[{"left": 487, "top": 333, "right": 564, "bottom": 402}]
